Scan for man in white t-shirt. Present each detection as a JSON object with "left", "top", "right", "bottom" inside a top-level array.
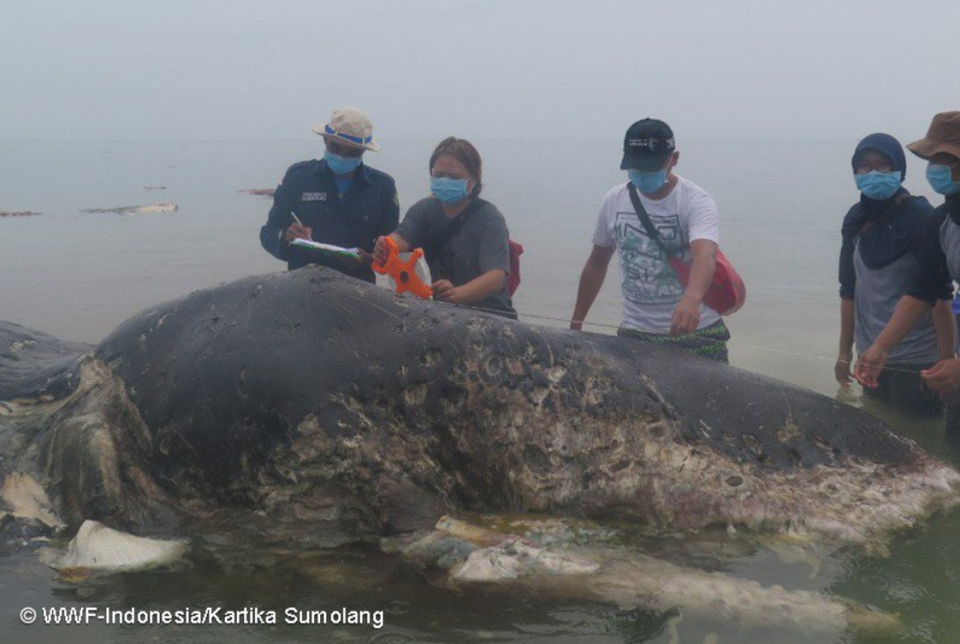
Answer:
[{"left": 570, "top": 118, "right": 730, "bottom": 362}]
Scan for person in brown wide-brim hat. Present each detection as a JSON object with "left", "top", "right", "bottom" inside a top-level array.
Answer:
[
  {"left": 908, "top": 111, "right": 960, "bottom": 197},
  {"left": 906, "top": 111, "right": 960, "bottom": 161},
  {"left": 854, "top": 110, "right": 960, "bottom": 432}
]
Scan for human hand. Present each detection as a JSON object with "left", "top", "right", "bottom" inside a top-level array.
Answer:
[
  {"left": 670, "top": 296, "right": 701, "bottom": 336},
  {"left": 341, "top": 248, "right": 373, "bottom": 270},
  {"left": 835, "top": 353, "right": 852, "bottom": 386},
  {"left": 373, "top": 236, "right": 391, "bottom": 264},
  {"left": 921, "top": 359, "right": 960, "bottom": 397},
  {"left": 284, "top": 224, "right": 312, "bottom": 242},
  {"left": 854, "top": 344, "right": 888, "bottom": 389},
  {"left": 432, "top": 279, "right": 460, "bottom": 303}
]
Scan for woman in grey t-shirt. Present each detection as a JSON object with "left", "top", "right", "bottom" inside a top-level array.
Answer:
[{"left": 374, "top": 137, "right": 516, "bottom": 318}]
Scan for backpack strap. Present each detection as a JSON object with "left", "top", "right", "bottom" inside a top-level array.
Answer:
[
  {"left": 424, "top": 200, "right": 478, "bottom": 261},
  {"left": 626, "top": 183, "right": 677, "bottom": 258}
]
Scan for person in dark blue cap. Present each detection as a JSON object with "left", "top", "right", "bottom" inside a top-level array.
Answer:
[
  {"left": 570, "top": 118, "right": 729, "bottom": 362},
  {"left": 835, "top": 132, "right": 953, "bottom": 413}
]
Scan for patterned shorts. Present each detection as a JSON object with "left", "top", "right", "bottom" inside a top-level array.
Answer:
[{"left": 617, "top": 319, "right": 731, "bottom": 364}]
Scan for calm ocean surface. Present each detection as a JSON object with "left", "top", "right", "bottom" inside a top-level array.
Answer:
[{"left": 2, "top": 139, "right": 959, "bottom": 643}]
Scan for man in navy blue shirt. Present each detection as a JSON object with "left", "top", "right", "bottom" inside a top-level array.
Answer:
[{"left": 260, "top": 107, "right": 399, "bottom": 283}]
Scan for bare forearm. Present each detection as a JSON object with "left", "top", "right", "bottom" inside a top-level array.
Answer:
[
  {"left": 455, "top": 270, "right": 505, "bottom": 304},
  {"left": 839, "top": 298, "right": 855, "bottom": 357},
  {"left": 684, "top": 251, "right": 717, "bottom": 303},
  {"left": 572, "top": 261, "right": 607, "bottom": 326},
  {"left": 874, "top": 295, "right": 934, "bottom": 352},
  {"left": 680, "top": 239, "right": 719, "bottom": 306},
  {"left": 571, "top": 246, "right": 614, "bottom": 330}
]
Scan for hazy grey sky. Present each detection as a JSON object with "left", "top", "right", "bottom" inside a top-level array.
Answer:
[{"left": 2, "top": 0, "right": 957, "bottom": 142}]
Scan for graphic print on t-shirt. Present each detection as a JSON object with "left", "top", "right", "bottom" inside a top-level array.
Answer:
[{"left": 614, "top": 210, "right": 685, "bottom": 305}]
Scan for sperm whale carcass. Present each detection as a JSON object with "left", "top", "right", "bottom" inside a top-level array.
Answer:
[{"left": 0, "top": 266, "right": 956, "bottom": 548}]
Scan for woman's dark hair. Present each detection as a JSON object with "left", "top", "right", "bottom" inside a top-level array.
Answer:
[{"left": 429, "top": 137, "right": 483, "bottom": 197}]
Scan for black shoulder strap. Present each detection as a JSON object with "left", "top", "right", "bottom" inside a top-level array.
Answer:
[
  {"left": 627, "top": 183, "right": 675, "bottom": 258},
  {"left": 426, "top": 200, "right": 477, "bottom": 259}
]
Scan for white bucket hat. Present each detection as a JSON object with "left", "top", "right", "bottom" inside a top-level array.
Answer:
[{"left": 311, "top": 107, "right": 381, "bottom": 152}]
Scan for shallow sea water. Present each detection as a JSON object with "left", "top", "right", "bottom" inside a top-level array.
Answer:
[{"left": 2, "top": 139, "right": 960, "bottom": 643}]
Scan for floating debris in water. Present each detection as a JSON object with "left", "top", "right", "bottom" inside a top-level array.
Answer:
[
  {"left": 240, "top": 188, "right": 275, "bottom": 197},
  {"left": 81, "top": 202, "right": 178, "bottom": 215},
  {"left": 41, "top": 520, "right": 188, "bottom": 572},
  {"left": 143, "top": 186, "right": 167, "bottom": 191},
  {"left": 0, "top": 211, "right": 41, "bottom": 218}
]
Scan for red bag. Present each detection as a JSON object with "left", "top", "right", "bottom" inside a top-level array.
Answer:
[
  {"left": 667, "top": 251, "right": 746, "bottom": 315},
  {"left": 627, "top": 183, "right": 745, "bottom": 316},
  {"left": 507, "top": 240, "right": 523, "bottom": 297}
]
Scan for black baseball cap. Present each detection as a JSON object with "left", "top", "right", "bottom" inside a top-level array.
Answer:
[{"left": 620, "top": 118, "right": 676, "bottom": 171}]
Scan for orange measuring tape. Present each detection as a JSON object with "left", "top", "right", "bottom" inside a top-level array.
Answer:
[{"left": 373, "top": 237, "right": 433, "bottom": 299}]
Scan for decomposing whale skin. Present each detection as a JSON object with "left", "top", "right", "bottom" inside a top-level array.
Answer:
[{"left": 0, "top": 266, "right": 957, "bottom": 545}]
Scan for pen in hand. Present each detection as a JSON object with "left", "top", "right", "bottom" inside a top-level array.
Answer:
[{"left": 285, "top": 211, "right": 312, "bottom": 242}]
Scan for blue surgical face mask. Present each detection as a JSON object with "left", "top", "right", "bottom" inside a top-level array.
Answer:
[
  {"left": 431, "top": 177, "right": 470, "bottom": 204},
  {"left": 628, "top": 169, "right": 668, "bottom": 194},
  {"left": 926, "top": 163, "right": 960, "bottom": 196},
  {"left": 855, "top": 170, "right": 902, "bottom": 201},
  {"left": 325, "top": 150, "right": 362, "bottom": 175}
]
